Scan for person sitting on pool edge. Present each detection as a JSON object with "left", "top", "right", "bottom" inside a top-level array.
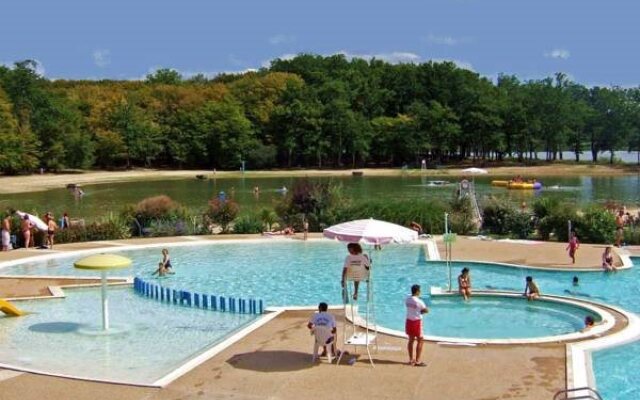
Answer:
[
  {"left": 602, "top": 246, "right": 617, "bottom": 272},
  {"left": 458, "top": 267, "right": 472, "bottom": 300},
  {"left": 524, "top": 276, "right": 540, "bottom": 301}
]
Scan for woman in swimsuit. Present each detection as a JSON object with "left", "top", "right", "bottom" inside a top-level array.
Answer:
[
  {"left": 161, "top": 248, "right": 174, "bottom": 273},
  {"left": 602, "top": 246, "right": 617, "bottom": 272},
  {"left": 524, "top": 276, "right": 540, "bottom": 301},
  {"left": 458, "top": 267, "right": 472, "bottom": 300},
  {"left": 46, "top": 216, "right": 57, "bottom": 249},
  {"left": 20, "top": 215, "right": 32, "bottom": 249}
]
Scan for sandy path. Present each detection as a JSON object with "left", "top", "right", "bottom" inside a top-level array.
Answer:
[{"left": 0, "top": 164, "right": 636, "bottom": 194}]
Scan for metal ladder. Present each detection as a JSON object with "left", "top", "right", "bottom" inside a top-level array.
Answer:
[{"left": 553, "top": 386, "right": 603, "bottom": 400}]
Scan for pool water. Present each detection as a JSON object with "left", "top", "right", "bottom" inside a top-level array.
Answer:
[
  {"left": 0, "top": 288, "right": 256, "bottom": 385},
  {"left": 423, "top": 296, "right": 592, "bottom": 339},
  {"left": 0, "top": 241, "right": 604, "bottom": 337}
]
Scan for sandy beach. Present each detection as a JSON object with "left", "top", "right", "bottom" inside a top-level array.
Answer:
[{"left": 0, "top": 164, "right": 636, "bottom": 194}]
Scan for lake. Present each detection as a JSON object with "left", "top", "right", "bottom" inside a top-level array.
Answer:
[{"left": 1, "top": 174, "right": 639, "bottom": 220}]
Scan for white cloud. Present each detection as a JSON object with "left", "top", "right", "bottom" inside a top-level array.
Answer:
[
  {"left": 268, "top": 34, "right": 296, "bottom": 45},
  {"left": 545, "top": 49, "right": 570, "bottom": 60},
  {"left": 93, "top": 49, "right": 111, "bottom": 68},
  {"left": 425, "top": 34, "right": 468, "bottom": 46}
]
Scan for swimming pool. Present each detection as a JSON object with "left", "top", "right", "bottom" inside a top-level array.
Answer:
[
  {"left": 0, "top": 287, "right": 257, "bottom": 385},
  {"left": 0, "top": 240, "right": 611, "bottom": 337}
]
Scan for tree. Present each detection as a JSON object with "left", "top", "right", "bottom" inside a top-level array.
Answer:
[
  {"left": 0, "top": 87, "right": 39, "bottom": 174},
  {"left": 145, "top": 68, "right": 183, "bottom": 85}
]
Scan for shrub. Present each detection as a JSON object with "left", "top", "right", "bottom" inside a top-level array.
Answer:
[
  {"left": 481, "top": 198, "right": 516, "bottom": 235},
  {"left": 275, "top": 178, "right": 345, "bottom": 231},
  {"left": 233, "top": 214, "right": 263, "bottom": 234},
  {"left": 536, "top": 203, "right": 578, "bottom": 241},
  {"left": 506, "top": 212, "right": 534, "bottom": 239},
  {"left": 334, "top": 199, "right": 448, "bottom": 234},
  {"left": 448, "top": 197, "right": 478, "bottom": 235},
  {"left": 532, "top": 197, "right": 560, "bottom": 220},
  {"left": 575, "top": 206, "right": 616, "bottom": 244},
  {"left": 128, "top": 195, "right": 185, "bottom": 227},
  {"left": 56, "top": 215, "right": 131, "bottom": 243},
  {"left": 206, "top": 198, "right": 239, "bottom": 233}
]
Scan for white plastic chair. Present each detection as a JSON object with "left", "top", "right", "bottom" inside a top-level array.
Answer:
[{"left": 312, "top": 325, "right": 335, "bottom": 363}]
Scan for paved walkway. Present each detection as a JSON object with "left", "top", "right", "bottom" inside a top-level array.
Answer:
[
  {"left": 436, "top": 236, "right": 623, "bottom": 270},
  {"left": 0, "top": 310, "right": 567, "bottom": 400}
]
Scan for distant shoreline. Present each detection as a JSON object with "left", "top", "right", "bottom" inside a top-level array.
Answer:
[{"left": 0, "top": 164, "right": 637, "bottom": 195}]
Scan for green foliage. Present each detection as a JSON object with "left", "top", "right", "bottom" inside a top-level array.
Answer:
[
  {"left": 448, "top": 197, "right": 478, "bottom": 235},
  {"left": 1, "top": 55, "right": 640, "bottom": 172},
  {"left": 56, "top": 215, "right": 131, "bottom": 244},
  {"left": 482, "top": 198, "right": 516, "bottom": 235},
  {"left": 206, "top": 198, "right": 240, "bottom": 233},
  {"left": 536, "top": 203, "right": 578, "bottom": 241},
  {"left": 506, "top": 212, "right": 534, "bottom": 239},
  {"left": 335, "top": 199, "right": 447, "bottom": 234},
  {"left": 233, "top": 214, "right": 263, "bottom": 234},
  {"left": 575, "top": 206, "right": 616, "bottom": 244},
  {"left": 275, "top": 178, "right": 344, "bottom": 230}
]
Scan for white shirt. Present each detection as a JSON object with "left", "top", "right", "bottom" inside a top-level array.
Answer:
[
  {"left": 309, "top": 312, "right": 336, "bottom": 329},
  {"left": 405, "top": 295, "right": 427, "bottom": 321},
  {"left": 343, "top": 254, "right": 370, "bottom": 269}
]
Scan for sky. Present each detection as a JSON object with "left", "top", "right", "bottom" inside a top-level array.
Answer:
[{"left": 1, "top": 0, "right": 638, "bottom": 86}]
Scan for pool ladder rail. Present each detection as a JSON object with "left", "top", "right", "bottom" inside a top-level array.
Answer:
[{"left": 553, "top": 386, "right": 603, "bottom": 400}]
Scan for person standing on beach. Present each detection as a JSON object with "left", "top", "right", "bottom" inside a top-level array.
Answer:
[
  {"left": 1, "top": 215, "right": 10, "bottom": 251},
  {"left": 46, "top": 215, "right": 58, "bottom": 249},
  {"left": 20, "top": 215, "right": 33, "bottom": 249},
  {"left": 303, "top": 217, "right": 309, "bottom": 241},
  {"left": 405, "top": 284, "right": 428, "bottom": 367},
  {"left": 566, "top": 231, "right": 579, "bottom": 264}
]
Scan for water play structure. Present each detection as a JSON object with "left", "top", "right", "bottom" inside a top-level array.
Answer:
[
  {"left": 0, "top": 299, "right": 25, "bottom": 316},
  {"left": 491, "top": 180, "right": 543, "bottom": 190}
]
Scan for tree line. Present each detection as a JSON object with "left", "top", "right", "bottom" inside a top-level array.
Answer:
[{"left": 1, "top": 55, "right": 639, "bottom": 174}]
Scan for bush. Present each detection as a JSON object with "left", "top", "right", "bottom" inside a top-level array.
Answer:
[
  {"left": 536, "top": 203, "right": 578, "bottom": 241},
  {"left": 334, "top": 198, "right": 448, "bottom": 234},
  {"left": 276, "top": 178, "right": 345, "bottom": 231},
  {"left": 575, "top": 206, "right": 616, "bottom": 244},
  {"left": 56, "top": 215, "right": 131, "bottom": 243},
  {"left": 506, "top": 212, "right": 534, "bottom": 239},
  {"left": 233, "top": 214, "right": 263, "bottom": 234},
  {"left": 126, "top": 195, "right": 185, "bottom": 227},
  {"left": 206, "top": 199, "right": 239, "bottom": 233},
  {"left": 482, "top": 198, "right": 516, "bottom": 235},
  {"left": 448, "top": 197, "right": 478, "bottom": 235}
]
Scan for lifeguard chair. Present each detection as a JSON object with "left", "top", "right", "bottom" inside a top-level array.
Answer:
[{"left": 338, "top": 255, "right": 377, "bottom": 367}]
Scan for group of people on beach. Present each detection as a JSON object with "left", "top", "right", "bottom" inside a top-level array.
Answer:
[{"left": 1, "top": 211, "right": 71, "bottom": 251}]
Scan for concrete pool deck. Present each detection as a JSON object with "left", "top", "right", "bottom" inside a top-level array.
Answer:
[{"left": 0, "top": 235, "right": 634, "bottom": 399}]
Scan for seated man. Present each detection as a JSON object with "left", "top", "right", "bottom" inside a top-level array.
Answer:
[{"left": 307, "top": 302, "right": 338, "bottom": 359}]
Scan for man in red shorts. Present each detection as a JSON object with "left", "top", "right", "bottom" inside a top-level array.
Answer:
[{"left": 405, "top": 284, "right": 429, "bottom": 366}]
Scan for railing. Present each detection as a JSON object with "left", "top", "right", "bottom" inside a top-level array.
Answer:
[
  {"left": 553, "top": 386, "right": 603, "bottom": 400},
  {"left": 133, "top": 277, "right": 264, "bottom": 315}
]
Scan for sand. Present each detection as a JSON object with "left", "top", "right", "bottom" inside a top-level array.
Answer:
[{"left": 0, "top": 164, "right": 636, "bottom": 194}]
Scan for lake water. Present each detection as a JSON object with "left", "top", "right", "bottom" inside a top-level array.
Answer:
[{"left": 1, "top": 174, "right": 640, "bottom": 220}]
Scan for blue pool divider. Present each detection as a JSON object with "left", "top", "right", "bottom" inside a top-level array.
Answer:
[{"left": 133, "top": 277, "right": 263, "bottom": 314}]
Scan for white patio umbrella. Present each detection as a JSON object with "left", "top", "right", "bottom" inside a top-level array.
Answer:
[{"left": 323, "top": 218, "right": 418, "bottom": 245}]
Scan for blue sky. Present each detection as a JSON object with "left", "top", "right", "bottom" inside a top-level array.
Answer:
[{"left": 1, "top": 0, "right": 638, "bottom": 86}]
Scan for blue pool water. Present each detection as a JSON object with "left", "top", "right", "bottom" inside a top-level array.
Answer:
[
  {"left": 0, "top": 241, "right": 608, "bottom": 337},
  {"left": 0, "top": 287, "right": 256, "bottom": 384}
]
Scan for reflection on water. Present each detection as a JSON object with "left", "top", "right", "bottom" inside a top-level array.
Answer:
[{"left": 2, "top": 174, "right": 639, "bottom": 220}]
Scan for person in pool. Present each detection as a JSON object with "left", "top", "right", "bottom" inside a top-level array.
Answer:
[
  {"left": 458, "top": 267, "right": 472, "bottom": 300},
  {"left": 524, "top": 276, "right": 540, "bottom": 301},
  {"left": 582, "top": 316, "right": 597, "bottom": 332},
  {"left": 160, "top": 248, "right": 174, "bottom": 274},
  {"left": 152, "top": 262, "right": 167, "bottom": 277}
]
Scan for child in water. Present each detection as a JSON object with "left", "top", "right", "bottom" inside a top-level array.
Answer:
[
  {"left": 161, "top": 249, "right": 174, "bottom": 273},
  {"left": 524, "top": 276, "right": 540, "bottom": 301},
  {"left": 152, "top": 262, "right": 167, "bottom": 277}
]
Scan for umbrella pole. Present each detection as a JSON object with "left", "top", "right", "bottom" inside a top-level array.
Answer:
[{"left": 101, "top": 270, "right": 109, "bottom": 331}]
